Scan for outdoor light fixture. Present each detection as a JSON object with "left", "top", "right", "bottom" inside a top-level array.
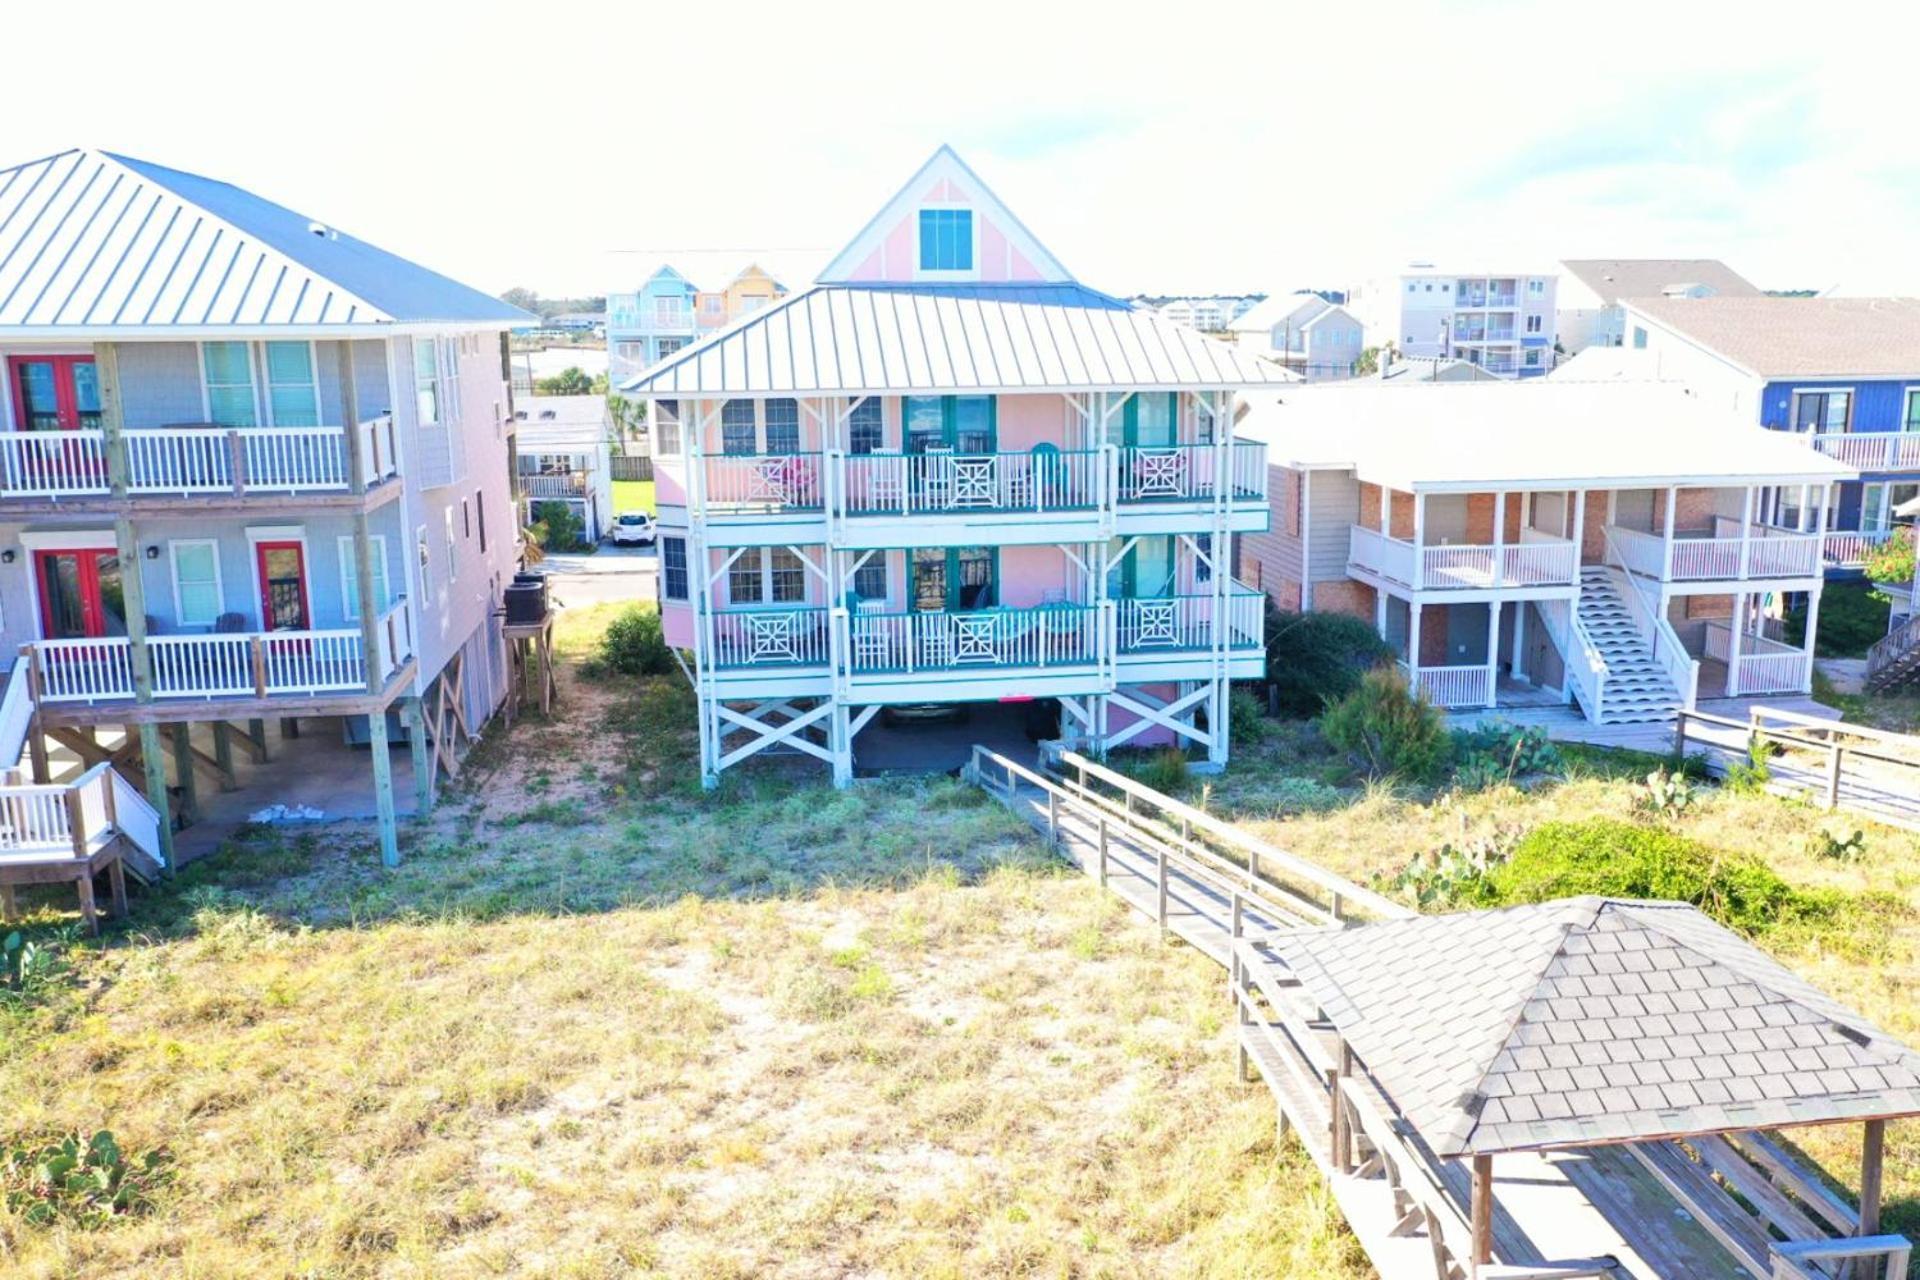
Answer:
[
  {"left": 146, "top": 545, "right": 161, "bottom": 560},
  {"left": 0, "top": 549, "right": 13, "bottom": 564}
]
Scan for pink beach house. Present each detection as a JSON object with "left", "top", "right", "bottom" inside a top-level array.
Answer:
[{"left": 619, "top": 147, "right": 1286, "bottom": 786}]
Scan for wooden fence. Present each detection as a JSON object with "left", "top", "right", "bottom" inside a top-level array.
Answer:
[
  {"left": 610, "top": 454, "right": 653, "bottom": 482},
  {"left": 1674, "top": 707, "right": 1920, "bottom": 832}
]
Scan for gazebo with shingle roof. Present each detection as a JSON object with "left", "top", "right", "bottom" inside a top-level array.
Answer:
[{"left": 1252, "top": 896, "right": 1919, "bottom": 1279}]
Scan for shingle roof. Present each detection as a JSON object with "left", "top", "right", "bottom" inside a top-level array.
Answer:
[
  {"left": 1625, "top": 296, "right": 1920, "bottom": 378},
  {"left": 0, "top": 148, "right": 529, "bottom": 331},
  {"left": 1265, "top": 898, "right": 1920, "bottom": 1156},
  {"left": 1559, "top": 259, "right": 1761, "bottom": 307},
  {"left": 617, "top": 283, "right": 1288, "bottom": 396}
]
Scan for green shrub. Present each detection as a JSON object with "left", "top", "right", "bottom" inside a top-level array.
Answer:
[
  {"left": 1449, "top": 720, "right": 1559, "bottom": 790},
  {"left": 1376, "top": 822, "right": 1520, "bottom": 911},
  {"left": 1264, "top": 606, "right": 1395, "bottom": 717},
  {"left": 530, "top": 500, "right": 588, "bottom": 553},
  {"left": 1318, "top": 666, "right": 1449, "bottom": 783},
  {"left": 1484, "top": 818, "right": 1822, "bottom": 936},
  {"left": 1724, "top": 736, "right": 1776, "bottom": 795},
  {"left": 1134, "top": 747, "right": 1192, "bottom": 795},
  {"left": 2, "top": 1130, "right": 169, "bottom": 1228},
  {"left": 1783, "top": 581, "right": 1889, "bottom": 658},
  {"left": 600, "top": 605, "right": 673, "bottom": 677},
  {"left": 1228, "top": 686, "right": 1274, "bottom": 747},
  {"left": 1861, "top": 527, "right": 1915, "bottom": 595}
]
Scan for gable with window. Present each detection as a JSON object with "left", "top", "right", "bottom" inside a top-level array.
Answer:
[{"left": 919, "top": 208, "right": 973, "bottom": 272}]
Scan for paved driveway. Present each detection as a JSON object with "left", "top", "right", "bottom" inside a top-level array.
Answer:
[{"left": 539, "top": 544, "right": 656, "bottom": 608}]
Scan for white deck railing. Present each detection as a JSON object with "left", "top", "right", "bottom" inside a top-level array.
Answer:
[
  {"left": 1349, "top": 525, "right": 1577, "bottom": 590},
  {"left": 842, "top": 450, "right": 1102, "bottom": 516},
  {"left": 1, "top": 419, "right": 398, "bottom": 498},
  {"left": 1704, "top": 622, "right": 1810, "bottom": 696},
  {"left": 1538, "top": 598, "right": 1609, "bottom": 722},
  {"left": 709, "top": 607, "right": 833, "bottom": 670},
  {"left": 1608, "top": 523, "right": 1821, "bottom": 583},
  {"left": 1825, "top": 529, "right": 1896, "bottom": 567},
  {"left": 701, "top": 453, "right": 824, "bottom": 511},
  {"left": 24, "top": 599, "right": 412, "bottom": 705},
  {"left": 521, "top": 473, "right": 589, "bottom": 499},
  {"left": 846, "top": 605, "right": 1102, "bottom": 673},
  {"left": 1115, "top": 442, "right": 1266, "bottom": 503},
  {"left": 1114, "top": 591, "right": 1264, "bottom": 653},
  {"left": 1812, "top": 431, "right": 1920, "bottom": 470},
  {"left": 0, "top": 661, "right": 31, "bottom": 772},
  {"left": 0, "top": 431, "right": 109, "bottom": 496},
  {"left": 1399, "top": 662, "right": 1493, "bottom": 709},
  {"left": 0, "top": 762, "right": 113, "bottom": 857}
]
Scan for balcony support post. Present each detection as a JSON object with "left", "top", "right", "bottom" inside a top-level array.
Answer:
[
  {"left": 169, "top": 722, "right": 198, "bottom": 826},
  {"left": 1570, "top": 488, "right": 1589, "bottom": 580},
  {"left": 95, "top": 340, "right": 175, "bottom": 868},
  {"left": 407, "top": 696, "right": 433, "bottom": 813},
  {"left": 1801, "top": 584, "right": 1824, "bottom": 694},
  {"left": 1737, "top": 485, "right": 1755, "bottom": 580},
  {"left": 1728, "top": 591, "right": 1747, "bottom": 698},
  {"left": 1492, "top": 490, "right": 1506, "bottom": 588},
  {"left": 1408, "top": 601, "right": 1424, "bottom": 688},
  {"left": 1485, "top": 600, "right": 1502, "bottom": 709},
  {"left": 340, "top": 343, "right": 398, "bottom": 861},
  {"left": 1411, "top": 491, "right": 1426, "bottom": 591},
  {"left": 1662, "top": 486, "right": 1679, "bottom": 579}
]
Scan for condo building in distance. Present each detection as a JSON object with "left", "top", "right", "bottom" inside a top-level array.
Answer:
[
  {"left": 1350, "top": 263, "right": 1558, "bottom": 378},
  {"left": 607, "top": 263, "right": 787, "bottom": 382},
  {"left": 621, "top": 147, "right": 1282, "bottom": 787}
]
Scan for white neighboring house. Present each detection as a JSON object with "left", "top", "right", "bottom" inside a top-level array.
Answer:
[
  {"left": 515, "top": 396, "right": 613, "bottom": 543},
  {"left": 1236, "top": 381, "right": 1857, "bottom": 719},
  {"left": 1349, "top": 264, "right": 1558, "bottom": 378},
  {"left": 1556, "top": 259, "right": 1761, "bottom": 355},
  {"left": 1228, "top": 293, "right": 1364, "bottom": 380}
]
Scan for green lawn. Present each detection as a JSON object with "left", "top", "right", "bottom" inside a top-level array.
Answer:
[{"left": 612, "top": 478, "right": 656, "bottom": 515}]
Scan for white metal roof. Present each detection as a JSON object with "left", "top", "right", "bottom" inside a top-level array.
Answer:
[
  {"left": 617, "top": 283, "right": 1289, "bottom": 397},
  {"left": 514, "top": 396, "right": 609, "bottom": 450},
  {"left": 1236, "top": 380, "right": 1858, "bottom": 491},
  {"left": 0, "top": 148, "right": 529, "bottom": 335}
]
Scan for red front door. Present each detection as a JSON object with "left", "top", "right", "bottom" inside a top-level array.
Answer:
[
  {"left": 34, "top": 549, "right": 127, "bottom": 639},
  {"left": 255, "top": 540, "right": 311, "bottom": 632},
  {"left": 8, "top": 356, "right": 99, "bottom": 432}
]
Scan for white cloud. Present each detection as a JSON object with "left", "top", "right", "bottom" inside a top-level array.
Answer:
[{"left": 6, "top": 0, "right": 1918, "bottom": 297}]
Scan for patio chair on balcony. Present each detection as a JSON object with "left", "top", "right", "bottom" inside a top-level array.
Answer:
[{"left": 214, "top": 613, "right": 248, "bottom": 634}]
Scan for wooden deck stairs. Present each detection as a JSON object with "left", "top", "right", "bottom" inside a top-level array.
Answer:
[
  {"left": 1864, "top": 613, "right": 1920, "bottom": 693},
  {"left": 1575, "top": 568, "right": 1683, "bottom": 725}
]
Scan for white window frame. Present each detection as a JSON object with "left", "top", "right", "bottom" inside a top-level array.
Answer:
[
  {"left": 660, "top": 535, "right": 689, "bottom": 601},
  {"left": 414, "top": 338, "right": 441, "bottom": 427},
  {"left": 1790, "top": 387, "right": 1853, "bottom": 435},
  {"left": 168, "top": 538, "right": 225, "bottom": 629},
  {"left": 914, "top": 203, "right": 980, "bottom": 281},
  {"left": 1903, "top": 387, "right": 1920, "bottom": 433},
  {"left": 199, "top": 340, "right": 262, "bottom": 427},
  {"left": 443, "top": 507, "right": 458, "bottom": 583},
  {"left": 416, "top": 524, "right": 432, "bottom": 597},
  {"left": 261, "top": 339, "right": 322, "bottom": 427},
  {"left": 337, "top": 534, "right": 390, "bottom": 621}
]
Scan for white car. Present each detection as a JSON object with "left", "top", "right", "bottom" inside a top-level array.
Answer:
[{"left": 608, "top": 511, "right": 657, "bottom": 546}]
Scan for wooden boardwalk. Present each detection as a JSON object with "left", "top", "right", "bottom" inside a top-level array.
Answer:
[{"left": 965, "top": 746, "right": 1779, "bottom": 1280}]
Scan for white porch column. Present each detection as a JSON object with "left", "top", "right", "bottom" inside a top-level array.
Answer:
[
  {"left": 1412, "top": 491, "right": 1427, "bottom": 591},
  {"left": 1570, "top": 489, "right": 1589, "bottom": 581},
  {"left": 1728, "top": 591, "right": 1747, "bottom": 699},
  {"left": 1491, "top": 490, "right": 1507, "bottom": 588},
  {"left": 1510, "top": 600, "right": 1529, "bottom": 683},
  {"left": 1485, "top": 600, "right": 1502, "bottom": 708},
  {"left": 1801, "top": 585, "right": 1823, "bottom": 694},
  {"left": 1737, "top": 485, "right": 1755, "bottom": 580},
  {"left": 1797, "top": 483, "right": 1812, "bottom": 532},
  {"left": 1662, "top": 486, "right": 1679, "bottom": 579},
  {"left": 1407, "top": 601, "right": 1424, "bottom": 693}
]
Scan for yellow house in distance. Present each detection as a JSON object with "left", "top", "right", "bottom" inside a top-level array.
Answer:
[{"left": 723, "top": 263, "right": 786, "bottom": 318}]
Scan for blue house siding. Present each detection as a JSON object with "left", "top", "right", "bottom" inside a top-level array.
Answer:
[{"left": 1757, "top": 378, "right": 1919, "bottom": 437}]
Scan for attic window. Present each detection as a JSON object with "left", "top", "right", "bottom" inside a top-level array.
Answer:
[{"left": 919, "top": 208, "right": 973, "bottom": 271}]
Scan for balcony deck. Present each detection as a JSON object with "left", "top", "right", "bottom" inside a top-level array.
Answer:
[
  {"left": 1608, "top": 520, "right": 1824, "bottom": 584},
  {"left": 1811, "top": 431, "right": 1920, "bottom": 472},
  {"left": 0, "top": 418, "right": 400, "bottom": 514},
  {"left": 1349, "top": 525, "right": 1580, "bottom": 595},
  {"left": 19, "top": 599, "right": 416, "bottom": 727}
]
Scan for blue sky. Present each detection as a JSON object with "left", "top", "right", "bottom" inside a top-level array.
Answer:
[{"left": 6, "top": 0, "right": 1918, "bottom": 298}]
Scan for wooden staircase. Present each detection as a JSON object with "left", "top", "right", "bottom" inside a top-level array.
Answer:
[
  {"left": 1575, "top": 568, "right": 1684, "bottom": 725},
  {"left": 1865, "top": 613, "right": 1920, "bottom": 693}
]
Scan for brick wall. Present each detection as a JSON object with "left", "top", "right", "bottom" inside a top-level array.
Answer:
[
  {"left": 1357, "top": 481, "right": 1416, "bottom": 538},
  {"left": 1312, "top": 579, "right": 1374, "bottom": 621},
  {"left": 1418, "top": 604, "right": 1451, "bottom": 666},
  {"left": 1580, "top": 489, "right": 1610, "bottom": 564}
]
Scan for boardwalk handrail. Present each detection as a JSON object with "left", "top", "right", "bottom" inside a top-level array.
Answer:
[
  {"left": 1051, "top": 748, "right": 1413, "bottom": 925},
  {"left": 966, "top": 743, "right": 1316, "bottom": 934},
  {"left": 1674, "top": 708, "right": 1920, "bottom": 833}
]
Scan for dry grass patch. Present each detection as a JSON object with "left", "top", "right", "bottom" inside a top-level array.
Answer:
[{"left": 0, "top": 867, "right": 1367, "bottom": 1278}]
